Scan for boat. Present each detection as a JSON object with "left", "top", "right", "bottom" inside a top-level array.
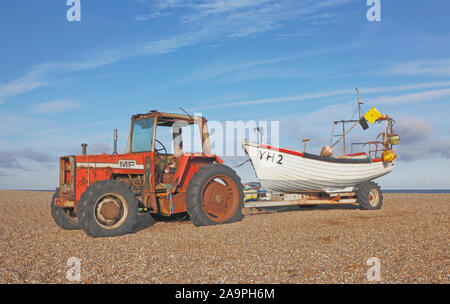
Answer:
[
  {"left": 242, "top": 89, "right": 399, "bottom": 194},
  {"left": 242, "top": 140, "right": 394, "bottom": 193}
]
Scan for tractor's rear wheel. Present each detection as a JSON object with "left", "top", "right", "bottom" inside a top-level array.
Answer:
[
  {"left": 51, "top": 188, "right": 80, "bottom": 230},
  {"left": 186, "top": 163, "right": 244, "bottom": 226},
  {"left": 77, "top": 180, "right": 138, "bottom": 237},
  {"left": 356, "top": 181, "right": 383, "bottom": 210}
]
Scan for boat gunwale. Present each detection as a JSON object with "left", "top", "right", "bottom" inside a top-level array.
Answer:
[{"left": 249, "top": 143, "right": 384, "bottom": 164}]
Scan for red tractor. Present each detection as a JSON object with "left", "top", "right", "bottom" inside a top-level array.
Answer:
[{"left": 51, "top": 111, "right": 244, "bottom": 237}]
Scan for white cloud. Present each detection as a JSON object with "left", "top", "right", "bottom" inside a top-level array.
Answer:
[
  {"left": 361, "top": 81, "right": 450, "bottom": 94},
  {"left": 0, "top": 111, "right": 56, "bottom": 136},
  {"left": 172, "top": 43, "right": 360, "bottom": 86},
  {"left": 138, "top": 0, "right": 355, "bottom": 47},
  {"left": 0, "top": 68, "right": 47, "bottom": 104},
  {"left": 369, "top": 88, "right": 450, "bottom": 105},
  {"left": 151, "top": 0, "right": 184, "bottom": 10},
  {"left": 218, "top": 65, "right": 301, "bottom": 83},
  {"left": 225, "top": 89, "right": 353, "bottom": 107},
  {"left": 429, "top": 138, "right": 450, "bottom": 159},
  {"left": 397, "top": 135, "right": 450, "bottom": 162},
  {"left": 384, "top": 58, "right": 450, "bottom": 76},
  {"left": 193, "top": 81, "right": 450, "bottom": 110},
  {"left": 279, "top": 102, "right": 354, "bottom": 139},
  {"left": 0, "top": 147, "right": 53, "bottom": 170},
  {"left": 278, "top": 108, "right": 449, "bottom": 162},
  {"left": 192, "top": 0, "right": 273, "bottom": 15},
  {"left": 136, "top": 11, "right": 173, "bottom": 21},
  {"left": 31, "top": 100, "right": 81, "bottom": 114},
  {"left": 0, "top": 53, "right": 122, "bottom": 104},
  {"left": 395, "top": 115, "right": 433, "bottom": 144},
  {"left": 1, "top": 0, "right": 356, "bottom": 104}
]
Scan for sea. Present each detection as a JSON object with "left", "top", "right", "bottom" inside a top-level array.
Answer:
[
  {"left": 382, "top": 189, "right": 450, "bottom": 193},
  {"left": 11, "top": 189, "right": 450, "bottom": 193}
]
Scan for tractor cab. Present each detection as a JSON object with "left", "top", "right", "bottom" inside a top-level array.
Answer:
[{"left": 127, "top": 110, "right": 213, "bottom": 191}]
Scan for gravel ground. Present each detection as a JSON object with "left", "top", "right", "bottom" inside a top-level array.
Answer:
[{"left": 0, "top": 190, "right": 448, "bottom": 284}]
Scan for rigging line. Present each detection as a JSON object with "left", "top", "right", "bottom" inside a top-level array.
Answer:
[
  {"left": 234, "top": 158, "right": 250, "bottom": 168},
  {"left": 350, "top": 107, "right": 358, "bottom": 120}
]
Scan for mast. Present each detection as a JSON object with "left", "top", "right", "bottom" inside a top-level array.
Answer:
[
  {"left": 330, "top": 88, "right": 363, "bottom": 155},
  {"left": 356, "top": 88, "right": 363, "bottom": 120}
]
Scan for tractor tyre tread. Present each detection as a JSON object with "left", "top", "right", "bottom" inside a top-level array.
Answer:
[
  {"left": 186, "top": 163, "right": 244, "bottom": 226},
  {"left": 356, "top": 181, "right": 383, "bottom": 210},
  {"left": 51, "top": 187, "right": 80, "bottom": 230},
  {"left": 77, "top": 179, "right": 138, "bottom": 238}
]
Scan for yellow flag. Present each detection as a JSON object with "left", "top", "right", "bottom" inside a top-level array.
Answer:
[{"left": 364, "top": 107, "right": 382, "bottom": 124}]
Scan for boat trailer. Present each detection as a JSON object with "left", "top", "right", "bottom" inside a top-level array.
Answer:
[
  {"left": 244, "top": 190, "right": 357, "bottom": 208},
  {"left": 243, "top": 183, "right": 383, "bottom": 210}
]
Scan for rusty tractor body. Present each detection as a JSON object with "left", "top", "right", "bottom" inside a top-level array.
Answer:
[{"left": 51, "top": 111, "right": 244, "bottom": 237}]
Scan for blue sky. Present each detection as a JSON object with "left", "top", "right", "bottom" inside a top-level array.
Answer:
[{"left": 1, "top": 0, "right": 450, "bottom": 190}]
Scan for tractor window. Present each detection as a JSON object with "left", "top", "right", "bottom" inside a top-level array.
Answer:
[
  {"left": 131, "top": 118, "right": 154, "bottom": 152},
  {"left": 180, "top": 124, "right": 203, "bottom": 153},
  {"left": 155, "top": 126, "right": 173, "bottom": 154}
]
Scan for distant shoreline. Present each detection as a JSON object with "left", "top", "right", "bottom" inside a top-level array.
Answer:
[
  {"left": 382, "top": 189, "right": 450, "bottom": 194},
  {"left": 1, "top": 189, "right": 450, "bottom": 194}
]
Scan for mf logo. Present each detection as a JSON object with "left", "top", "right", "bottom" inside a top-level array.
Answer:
[{"left": 119, "top": 160, "right": 137, "bottom": 168}]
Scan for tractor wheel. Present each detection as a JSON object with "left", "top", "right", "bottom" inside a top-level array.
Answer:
[
  {"left": 77, "top": 180, "right": 138, "bottom": 237},
  {"left": 186, "top": 163, "right": 244, "bottom": 226},
  {"left": 356, "top": 181, "right": 383, "bottom": 210},
  {"left": 51, "top": 188, "right": 80, "bottom": 230}
]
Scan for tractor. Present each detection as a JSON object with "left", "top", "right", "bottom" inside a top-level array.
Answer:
[{"left": 51, "top": 111, "right": 244, "bottom": 237}]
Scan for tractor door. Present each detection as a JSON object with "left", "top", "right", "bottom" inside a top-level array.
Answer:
[
  {"left": 153, "top": 122, "right": 180, "bottom": 192},
  {"left": 152, "top": 118, "right": 203, "bottom": 191},
  {"left": 128, "top": 116, "right": 158, "bottom": 210}
]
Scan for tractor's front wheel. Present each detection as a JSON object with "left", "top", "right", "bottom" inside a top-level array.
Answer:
[
  {"left": 186, "top": 164, "right": 244, "bottom": 226},
  {"left": 51, "top": 188, "right": 80, "bottom": 230},
  {"left": 77, "top": 180, "right": 138, "bottom": 237}
]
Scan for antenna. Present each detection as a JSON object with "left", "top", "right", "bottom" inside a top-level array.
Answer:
[
  {"left": 356, "top": 88, "right": 364, "bottom": 119},
  {"left": 178, "top": 107, "right": 194, "bottom": 120}
]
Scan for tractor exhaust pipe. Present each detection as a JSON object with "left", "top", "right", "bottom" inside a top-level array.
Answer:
[
  {"left": 81, "top": 143, "right": 88, "bottom": 155},
  {"left": 113, "top": 129, "right": 118, "bottom": 155}
]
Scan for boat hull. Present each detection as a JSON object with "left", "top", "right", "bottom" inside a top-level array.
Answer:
[{"left": 243, "top": 142, "right": 394, "bottom": 193}]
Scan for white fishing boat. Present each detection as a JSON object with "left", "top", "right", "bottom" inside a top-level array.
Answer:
[
  {"left": 242, "top": 140, "right": 394, "bottom": 193},
  {"left": 242, "top": 89, "right": 400, "bottom": 200}
]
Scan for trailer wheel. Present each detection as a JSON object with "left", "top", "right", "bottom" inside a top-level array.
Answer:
[
  {"left": 51, "top": 188, "right": 80, "bottom": 230},
  {"left": 186, "top": 164, "right": 244, "bottom": 226},
  {"left": 77, "top": 180, "right": 138, "bottom": 237},
  {"left": 356, "top": 181, "right": 383, "bottom": 210}
]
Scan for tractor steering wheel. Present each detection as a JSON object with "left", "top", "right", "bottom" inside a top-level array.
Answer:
[
  {"left": 154, "top": 139, "right": 168, "bottom": 155},
  {"left": 154, "top": 139, "right": 169, "bottom": 184}
]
